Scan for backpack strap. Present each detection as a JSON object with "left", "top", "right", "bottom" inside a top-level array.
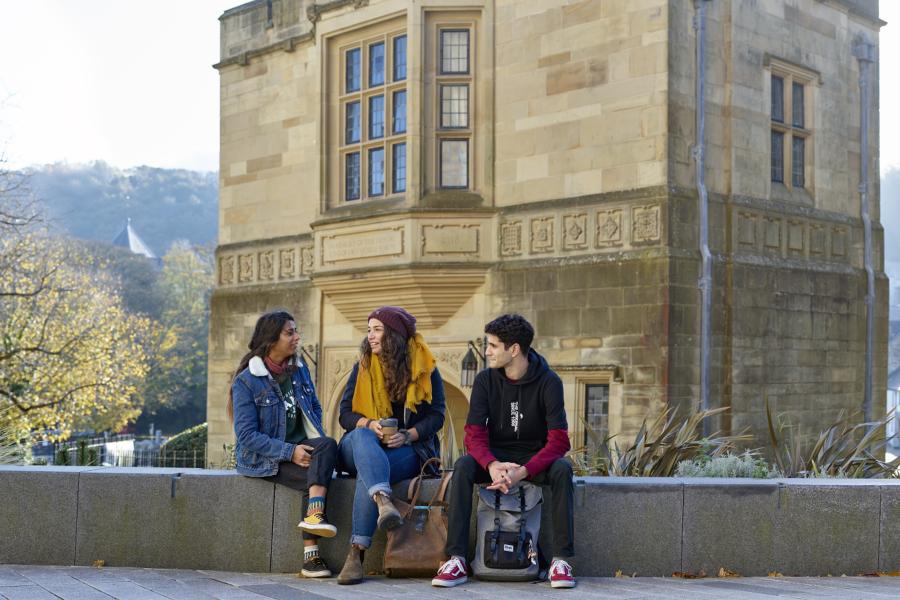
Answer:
[
  {"left": 516, "top": 486, "right": 528, "bottom": 562},
  {"left": 490, "top": 489, "right": 502, "bottom": 563}
]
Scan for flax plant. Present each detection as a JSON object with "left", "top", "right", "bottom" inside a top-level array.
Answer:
[
  {"left": 766, "top": 397, "right": 900, "bottom": 478},
  {"left": 571, "top": 407, "right": 752, "bottom": 477}
]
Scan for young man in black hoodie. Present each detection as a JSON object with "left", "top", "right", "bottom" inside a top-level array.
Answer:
[{"left": 432, "top": 314, "right": 575, "bottom": 589}]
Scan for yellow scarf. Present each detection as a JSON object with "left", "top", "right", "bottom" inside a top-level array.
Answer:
[{"left": 351, "top": 332, "right": 436, "bottom": 419}]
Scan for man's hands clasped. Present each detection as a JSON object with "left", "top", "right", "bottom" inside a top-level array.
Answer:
[{"left": 486, "top": 461, "right": 528, "bottom": 494}]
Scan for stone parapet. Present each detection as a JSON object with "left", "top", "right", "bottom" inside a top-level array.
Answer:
[{"left": 3, "top": 467, "right": 900, "bottom": 576}]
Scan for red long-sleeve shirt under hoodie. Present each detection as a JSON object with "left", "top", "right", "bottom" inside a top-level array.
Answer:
[{"left": 463, "top": 349, "right": 570, "bottom": 476}]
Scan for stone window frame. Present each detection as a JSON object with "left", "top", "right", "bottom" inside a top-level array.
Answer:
[
  {"left": 766, "top": 56, "right": 818, "bottom": 199},
  {"left": 331, "top": 19, "right": 408, "bottom": 205},
  {"left": 430, "top": 16, "right": 476, "bottom": 192},
  {"left": 572, "top": 370, "right": 619, "bottom": 451}
]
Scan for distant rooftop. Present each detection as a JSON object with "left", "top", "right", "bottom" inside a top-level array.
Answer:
[{"left": 111, "top": 218, "right": 157, "bottom": 260}]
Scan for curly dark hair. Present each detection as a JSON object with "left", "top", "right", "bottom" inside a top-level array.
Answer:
[
  {"left": 227, "top": 310, "right": 297, "bottom": 420},
  {"left": 484, "top": 313, "right": 534, "bottom": 354},
  {"left": 360, "top": 326, "right": 411, "bottom": 403}
]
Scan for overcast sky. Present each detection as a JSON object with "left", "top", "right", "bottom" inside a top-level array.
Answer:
[{"left": 0, "top": 0, "right": 898, "bottom": 175}]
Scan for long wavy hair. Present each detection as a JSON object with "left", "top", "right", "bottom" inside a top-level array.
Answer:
[
  {"left": 227, "top": 310, "right": 297, "bottom": 420},
  {"left": 360, "top": 326, "right": 411, "bottom": 403}
]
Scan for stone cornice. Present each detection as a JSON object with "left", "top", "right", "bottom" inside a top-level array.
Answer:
[
  {"left": 214, "top": 0, "right": 370, "bottom": 70},
  {"left": 216, "top": 232, "right": 313, "bottom": 254}
]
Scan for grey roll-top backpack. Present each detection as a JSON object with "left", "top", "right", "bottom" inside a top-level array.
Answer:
[{"left": 472, "top": 482, "right": 543, "bottom": 581}]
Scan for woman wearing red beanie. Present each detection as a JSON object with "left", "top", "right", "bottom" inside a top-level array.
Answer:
[{"left": 335, "top": 306, "right": 446, "bottom": 584}]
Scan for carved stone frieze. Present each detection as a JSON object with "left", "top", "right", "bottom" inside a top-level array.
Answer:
[
  {"left": 562, "top": 213, "right": 588, "bottom": 250},
  {"left": 764, "top": 217, "right": 782, "bottom": 250},
  {"left": 632, "top": 205, "right": 660, "bottom": 243},
  {"left": 238, "top": 254, "right": 255, "bottom": 283},
  {"left": 831, "top": 227, "right": 847, "bottom": 258},
  {"left": 279, "top": 248, "right": 297, "bottom": 278},
  {"left": 500, "top": 221, "right": 522, "bottom": 256},
  {"left": 530, "top": 216, "right": 555, "bottom": 254},
  {"left": 787, "top": 220, "right": 805, "bottom": 255},
  {"left": 596, "top": 209, "right": 623, "bottom": 247},
  {"left": 258, "top": 250, "right": 275, "bottom": 281},
  {"left": 738, "top": 212, "right": 757, "bottom": 248},
  {"left": 219, "top": 256, "right": 235, "bottom": 285},
  {"left": 810, "top": 224, "right": 826, "bottom": 256},
  {"left": 301, "top": 245, "right": 315, "bottom": 274}
]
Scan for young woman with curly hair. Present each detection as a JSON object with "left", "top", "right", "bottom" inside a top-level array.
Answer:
[{"left": 334, "top": 306, "right": 446, "bottom": 584}]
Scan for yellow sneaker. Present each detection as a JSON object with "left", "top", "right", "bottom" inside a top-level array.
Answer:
[{"left": 298, "top": 512, "right": 337, "bottom": 538}]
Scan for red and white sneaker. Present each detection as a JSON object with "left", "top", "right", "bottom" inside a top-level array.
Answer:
[
  {"left": 431, "top": 556, "right": 468, "bottom": 587},
  {"left": 549, "top": 558, "right": 576, "bottom": 589}
]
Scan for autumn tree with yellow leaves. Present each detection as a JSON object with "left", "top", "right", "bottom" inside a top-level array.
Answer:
[{"left": 0, "top": 168, "right": 151, "bottom": 440}]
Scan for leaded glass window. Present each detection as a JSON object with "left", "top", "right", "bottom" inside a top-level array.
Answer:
[
  {"left": 440, "top": 30, "right": 469, "bottom": 74},
  {"left": 369, "top": 42, "right": 385, "bottom": 87},
  {"left": 440, "top": 139, "right": 468, "bottom": 188},
  {"left": 440, "top": 85, "right": 468, "bottom": 129},
  {"left": 368, "top": 147, "right": 385, "bottom": 196}
]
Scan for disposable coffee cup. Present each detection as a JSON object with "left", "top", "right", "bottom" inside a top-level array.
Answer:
[{"left": 380, "top": 418, "right": 398, "bottom": 442}]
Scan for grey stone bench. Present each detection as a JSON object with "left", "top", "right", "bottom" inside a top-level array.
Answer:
[{"left": 3, "top": 466, "right": 900, "bottom": 576}]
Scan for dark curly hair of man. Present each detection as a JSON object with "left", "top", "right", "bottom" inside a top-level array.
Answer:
[{"left": 484, "top": 314, "right": 535, "bottom": 354}]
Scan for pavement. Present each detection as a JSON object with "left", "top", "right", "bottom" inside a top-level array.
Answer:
[{"left": 2, "top": 566, "right": 900, "bottom": 599}]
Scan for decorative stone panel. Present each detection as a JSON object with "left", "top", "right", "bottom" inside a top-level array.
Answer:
[
  {"left": 810, "top": 225, "right": 826, "bottom": 256},
  {"left": 632, "top": 205, "right": 660, "bottom": 244},
  {"left": 421, "top": 224, "right": 480, "bottom": 257},
  {"left": 831, "top": 227, "right": 847, "bottom": 258},
  {"left": 279, "top": 248, "right": 297, "bottom": 279},
  {"left": 258, "top": 250, "right": 275, "bottom": 281},
  {"left": 500, "top": 221, "right": 523, "bottom": 256},
  {"left": 788, "top": 220, "right": 805, "bottom": 255},
  {"left": 219, "top": 256, "right": 235, "bottom": 286},
  {"left": 596, "top": 209, "right": 623, "bottom": 248},
  {"left": 320, "top": 227, "right": 405, "bottom": 266},
  {"left": 238, "top": 254, "right": 255, "bottom": 283},
  {"left": 764, "top": 217, "right": 782, "bottom": 251},
  {"left": 738, "top": 212, "right": 757, "bottom": 248},
  {"left": 530, "top": 216, "right": 556, "bottom": 254},
  {"left": 562, "top": 213, "right": 588, "bottom": 250}
]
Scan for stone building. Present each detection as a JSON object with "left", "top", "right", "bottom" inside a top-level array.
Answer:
[{"left": 208, "top": 0, "right": 886, "bottom": 465}]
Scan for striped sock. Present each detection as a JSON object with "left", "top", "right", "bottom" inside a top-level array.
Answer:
[
  {"left": 304, "top": 544, "right": 319, "bottom": 560},
  {"left": 307, "top": 496, "right": 325, "bottom": 516}
]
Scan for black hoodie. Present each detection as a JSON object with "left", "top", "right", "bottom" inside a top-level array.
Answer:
[{"left": 466, "top": 348, "right": 567, "bottom": 458}]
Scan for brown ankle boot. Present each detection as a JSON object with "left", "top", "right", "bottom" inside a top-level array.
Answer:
[
  {"left": 337, "top": 544, "right": 365, "bottom": 585},
  {"left": 374, "top": 492, "right": 402, "bottom": 531}
]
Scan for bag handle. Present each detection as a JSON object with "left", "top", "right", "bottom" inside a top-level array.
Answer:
[
  {"left": 431, "top": 470, "right": 452, "bottom": 506},
  {"left": 406, "top": 457, "right": 442, "bottom": 508}
]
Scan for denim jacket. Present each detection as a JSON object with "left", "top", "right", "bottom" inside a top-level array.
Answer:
[{"left": 231, "top": 356, "right": 325, "bottom": 477}]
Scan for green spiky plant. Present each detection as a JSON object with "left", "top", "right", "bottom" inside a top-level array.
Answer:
[
  {"left": 0, "top": 408, "right": 27, "bottom": 465},
  {"left": 570, "top": 407, "right": 752, "bottom": 477},
  {"left": 765, "top": 396, "right": 900, "bottom": 478}
]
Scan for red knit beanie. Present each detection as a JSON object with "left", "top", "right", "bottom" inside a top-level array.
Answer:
[{"left": 368, "top": 306, "right": 417, "bottom": 339}]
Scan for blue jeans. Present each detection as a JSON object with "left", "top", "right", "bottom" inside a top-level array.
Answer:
[{"left": 338, "top": 427, "right": 420, "bottom": 548}]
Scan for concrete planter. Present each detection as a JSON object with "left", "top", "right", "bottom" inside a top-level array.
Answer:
[{"left": 2, "top": 466, "right": 899, "bottom": 576}]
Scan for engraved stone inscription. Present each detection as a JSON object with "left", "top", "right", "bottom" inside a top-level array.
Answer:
[
  {"left": 562, "top": 213, "right": 588, "bottom": 250},
  {"left": 500, "top": 221, "right": 522, "bottom": 256},
  {"left": 596, "top": 209, "right": 622, "bottom": 247},
  {"left": 322, "top": 229, "right": 404, "bottom": 264},
  {"left": 422, "top": 224, "right": 479, "bottom": 255},
  {"left": 531, "top": 217, "right": 555, "bottom": 254},
  {"left": 259, "top": 250, "right": 275, "bottom": 281},
  {"left": 632, "top": 205, "right": 660, "bottom": 243},
  {"left": 279, "top": 248, "right": 296, "bottom": 278}
]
